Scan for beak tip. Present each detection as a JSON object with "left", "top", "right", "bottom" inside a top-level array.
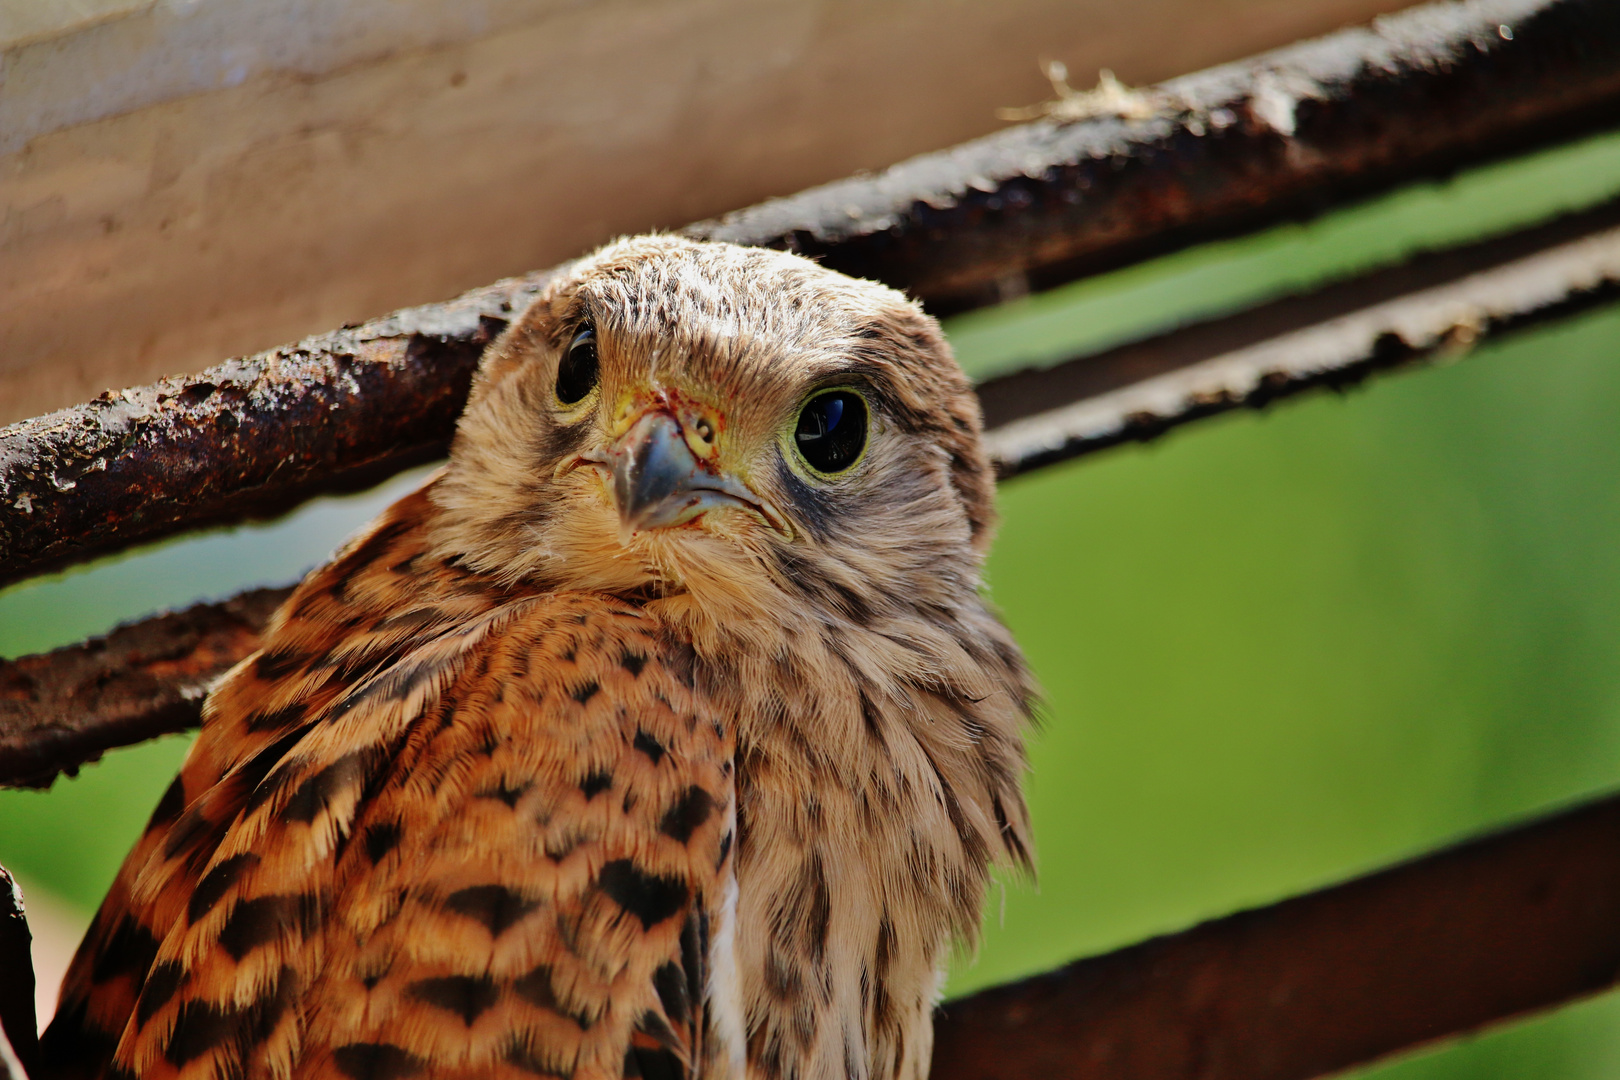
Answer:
[{"left": 611, "top": 411, "right": 704, "bottom": 530}]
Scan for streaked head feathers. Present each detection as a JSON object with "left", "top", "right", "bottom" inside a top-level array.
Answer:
[{"left": 431, "top": 235, "right": 998, "bottom": 639}]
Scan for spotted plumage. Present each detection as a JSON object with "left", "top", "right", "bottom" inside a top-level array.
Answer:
[{"left": 43, "top": 236, "right": 1033, "bottom": 1080}]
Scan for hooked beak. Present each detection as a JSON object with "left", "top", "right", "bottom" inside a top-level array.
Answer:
[{"left": 601, "top": 410, "right": 784, "bottom": 536}]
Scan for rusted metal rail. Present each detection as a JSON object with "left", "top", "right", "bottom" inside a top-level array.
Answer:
[
  {"left": 697, "top": 0, "right": 1620, "bottom": 313},
  {"left": 6, "top": 0, "right": 1620, "bottom": 588},
  {"left": 0, "top": 299, "right": 511, "bottom": 590},
  {"left": 930, "top": 789, "right": 1620, "bottom": 1080},
  {"left": 986, "top": 191, "right": 1620, "bottom": 476},
  {"left": 0, "top": 588, "right": 291, "bottom": 789}
]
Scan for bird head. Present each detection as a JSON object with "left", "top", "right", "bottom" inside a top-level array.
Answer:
[{"left": 430, "top": 235, "right": 997, "bottom": 639}]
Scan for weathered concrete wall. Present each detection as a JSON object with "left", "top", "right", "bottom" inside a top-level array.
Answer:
[{"left": 0, "top": 0, "right": 1415, "bottom": 424}]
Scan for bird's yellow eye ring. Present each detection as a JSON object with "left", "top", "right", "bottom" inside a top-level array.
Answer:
[
  {"left": 793, "top": 389, "right": 868, "bottom": 475},
  {"left": 556, "top": 324, "right": 599, "bottom": 406}
]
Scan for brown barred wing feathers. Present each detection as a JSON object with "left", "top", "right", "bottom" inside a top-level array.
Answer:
[
  {"left": 43, "top": 491, "right": 738, "bottom": 1080},
  {"left": 292, "top": 593, "right": 737, "bottom": 1080},
  {"left": 42, "top": 490, "right": 452, "bottom": 1080}
]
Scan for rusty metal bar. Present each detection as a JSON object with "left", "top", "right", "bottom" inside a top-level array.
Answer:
[
  {"left": 6, "top": 0, "right": 1620, "bottom": 587},
  {"left": 0, "top": 867, "right": 36, "bottom": 1080},
  {"left": 694, "top": 0, "right": 1620, "bottom": 313},
  {"left": 0, "top": 588, "right": 290, "bottom": 789},
  {"left": 985, "top": 191, "right": 1620, "bottom": 476},
  {"left": 0, "top": 287, "right": 526, "bottom": 591},
  {"left": 930, "top": 789, "right": 1620, "bottom": 1080}
]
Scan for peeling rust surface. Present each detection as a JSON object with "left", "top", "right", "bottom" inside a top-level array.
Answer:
[
  {"left": 6, "top": 0, "right": 1620, "bottom": 586},
  {"left": 985, "top": 196, "right": 1620, "bottom": 476},
  {"left": 0, "top": 866, "right": 35, "bottom": 1080},
  {"left": 695, "top": 0, "right": 1620, "bottom": 314},
  {"left": 931, "top": 791, "right": 1620, "bottom": 1080},
  {"left": 0, "top": 587, "right": 290, "bottom": 789},
  {"left": 0, "top": 274, "right": 552, "bottom": 589}
]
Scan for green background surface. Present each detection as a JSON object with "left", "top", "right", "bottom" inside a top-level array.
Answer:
[{"left": 6, "top": 131, "right": 1620, "bottom": 1077}]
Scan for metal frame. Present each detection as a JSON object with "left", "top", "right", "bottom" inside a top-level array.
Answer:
[{"left": 5, "top": 0, "right": 1620, "bottom": 1075}]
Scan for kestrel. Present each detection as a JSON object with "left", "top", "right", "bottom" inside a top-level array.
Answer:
[{"left": 40, "top": 236, "right": 1034, "bottom": 1080}]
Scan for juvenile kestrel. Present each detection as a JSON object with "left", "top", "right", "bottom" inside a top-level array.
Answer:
[{"left": 40, "top": 236, "right": 1034, "bottom": 1080}]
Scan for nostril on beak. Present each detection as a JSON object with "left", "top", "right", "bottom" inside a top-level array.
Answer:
[
  {"left": 604, "top": 408, "right": 778, "bottom": 535},
  {"left": 612, "top": 412, "right": 700, "bottom": 529}
]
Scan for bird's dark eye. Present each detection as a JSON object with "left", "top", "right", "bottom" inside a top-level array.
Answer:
[
  {"left": 794, "top": 390, "right": 867, "bottom": 474},
  {"left": 556, "top": 325, "right": 599, "bottom": 405}
]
